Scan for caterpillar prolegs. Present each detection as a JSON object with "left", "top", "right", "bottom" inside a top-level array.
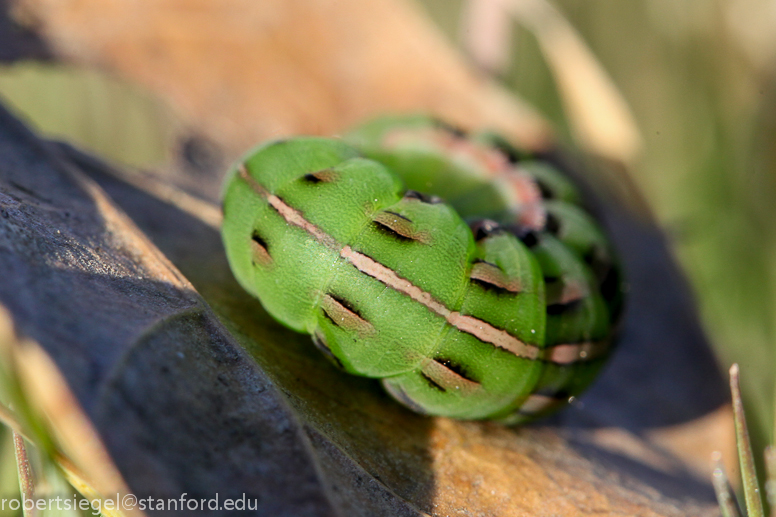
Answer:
[{"left": 221, "top": 115, "right": 623, "bottom": 423}]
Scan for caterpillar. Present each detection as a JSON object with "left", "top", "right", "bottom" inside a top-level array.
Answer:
[{"left": 221, "top": 115, "right": 622, "bottom": 423}]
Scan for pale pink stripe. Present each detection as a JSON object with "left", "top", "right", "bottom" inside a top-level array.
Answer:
[
  {"left": 518, "top": 393, "right": 566, "bottom": 414},
  {"left": 546, "top": 341, "right": 609, "bottom": 364},
  {"left": 342, "top": 246, "right": 541, "bottom": 361},
  {"left": 237, "top": 164, "right": 604, "bottom": 365}
]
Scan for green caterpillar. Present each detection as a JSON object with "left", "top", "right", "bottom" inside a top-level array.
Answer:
[{"left": 221, "top": 115, "right": 622, "bottom": 423}]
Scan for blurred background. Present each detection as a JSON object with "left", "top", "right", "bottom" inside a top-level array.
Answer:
[
  {"left": 444, "top": 0, "right": 776, "bottom": 488},
  {"left": 0, "top": 0, "right": 774, "bottom": 511},
  {"left": 429, "top": 0, "right": 776, "bottom": 446}
]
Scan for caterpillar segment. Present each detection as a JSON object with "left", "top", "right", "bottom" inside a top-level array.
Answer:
[
  {"left": 221, "top": 117, "right": 622, "bottom": 421},
  {"left": 349, "top": 116, "right": 622, "bottom": 319},
  {"left": 346, "top": 115, "right": 622, "bottom": 420}
]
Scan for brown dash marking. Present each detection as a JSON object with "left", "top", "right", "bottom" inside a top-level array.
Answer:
[
  {"left": 250, "top": 230, "right": 272, "bottom": 266},
  {"left": 421, "top": 372, "right": 447, "bottom": 392},
  {"left": 546, "top": 340, "right": 610, "bottom": 364},
  {"left": 383, "top": 210, "right": 412, "bottom": 222},
  {"left": 517, "top": 393, "right": 567, "bottom": 415},
  {"left": 321, "top": 294, "right": 376, "bottom": 336},
  {"left": 470, "top": 261, "right": 521, "bottom": 293},
  {"left": 372, "top": 210, "right": 430, "bottom": 243},
  {"left": 420, "top": 358, "right": 481, "bottom": 394},
  {"left": 302, "top": 168, "right": 339, "bottom": 183}
]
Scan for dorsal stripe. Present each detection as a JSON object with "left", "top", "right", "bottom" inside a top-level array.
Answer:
[
  {"left": 516, "top": 393, "right": 567, "bottom": 416},
  {"left": 237, "top": 165, "right": 605, "bottom": 365},
  {"left": 546, "top": 340, "right": 610, "bottom": 364},
  {"left": 340, "top": 246, "right": 543, "bottom": 361}
]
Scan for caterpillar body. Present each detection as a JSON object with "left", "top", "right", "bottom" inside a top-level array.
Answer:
[{"left": 221, "top": 115, "right": 622, "bottom": 423}]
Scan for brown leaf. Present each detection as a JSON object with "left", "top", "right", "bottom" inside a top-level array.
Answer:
[
  {"left": 61, "top": 126, "right": 721, "bottom": 516},
  {"left": 11, "top": 0, "right": 553, "bottom": 156},
  {"left": 0, "top": 103, "right": 337, "bottom": 516}
]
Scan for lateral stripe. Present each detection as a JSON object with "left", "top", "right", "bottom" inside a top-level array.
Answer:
[
  {"left": 237, "top": 165, "right": 602, "bottom": 365},
  {"left": 239, "top": 166, "right": 339, "bottom": 249},
  {"left": 342, "top": 246, "right": 542, "bottom": 360},
  {"left": 546, "top": 340, "right": 609, "bottom": 364},
  {"left": 517, "top": 393, "right": 567, "bottom": 415}
]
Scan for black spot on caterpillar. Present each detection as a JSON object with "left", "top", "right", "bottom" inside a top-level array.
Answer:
[{"left": 250, "top": 230, "right": 272, "bottom": 266}]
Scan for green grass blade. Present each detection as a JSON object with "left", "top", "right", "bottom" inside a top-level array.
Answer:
[
  {"left": 713, "top": 451, "right": 744, "bottom": 517},
  {"left": 765, "top": 446, "right": 775, "bottom": 517},
  {"left": 13, "top": 430, "right": 36, "bottom": 517},
  {"left": 731, "top": 364, "right": 765, "bottom": 517}
]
